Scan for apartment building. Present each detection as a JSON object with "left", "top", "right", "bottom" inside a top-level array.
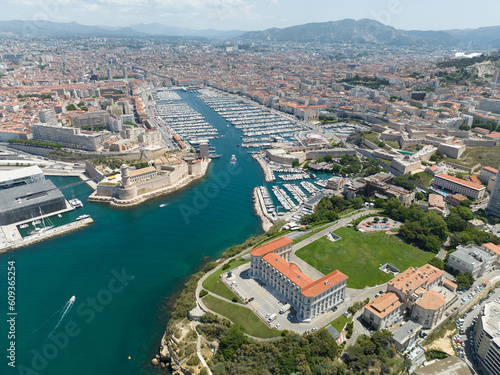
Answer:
[{"left": 433, "top": 174, "right": 485, "bottom": 200}]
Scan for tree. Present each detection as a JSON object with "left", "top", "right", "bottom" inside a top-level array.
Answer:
[
  {"left": 456, "top": 271, "right": 474, "bottom": 290},
  {"left": 460, "top": 199, "right": 472, "bottom": 208},
  {"left": 392, "top": 176, "right": 416, "bottom": 191},
  {"left": 352, "top": 197, "right": 364, "bottom": 209},
  {"left": 323, "top": 154, "right": 333, "bottom": 163},
  {"left": 459, "top": 124, "right": 471, "bottom": 131},
  {"left": 292, "top": 160, "right": 300, "bottom": 167},
  {"left": 217, "top": 325, "right": 248, "bottom": 361},
  {"left": 66, "top": 104, "right": 77, "bottom": 111},
  {"left": 430, "top": 149, "right": 444, "bottom": 162},
  {"left": 428, "top": 257, "right": 444, "bottom": 270}
]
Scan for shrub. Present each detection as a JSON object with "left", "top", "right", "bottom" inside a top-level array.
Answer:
[
  {"left": 425, "top": 349, "right": 448, "bottom": 360},
  {"left": 199, "top": 289, "right": 208, "bottom": 298},
  {"left": 186, "top": 355, "right": 201, "bottom": 366}
]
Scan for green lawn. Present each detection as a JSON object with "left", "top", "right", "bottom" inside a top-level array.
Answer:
[
  {"left": 363, "top": 132, "right": 380, "bottom": 143},
  {"left": 296, "top": 227, "right": 435, "bottom": 289},
  {"left": 202, "top": 258, "right": 249, "bottom": 301},
  {"left": 410, "top": 171, "right": 434, "bottom": 188},
  {"left": 203, "top": 295, "right": 281, "bottom": 338},
  {"left": 440, "top": 145, "right": 500, "bottom": 171},
  {"left": 331, "top": 315, "right": 352, "bottom": 333}
]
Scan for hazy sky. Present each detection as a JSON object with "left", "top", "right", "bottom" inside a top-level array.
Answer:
[{"left": 2, "top": 0, "right": 500, "bottom": 31}]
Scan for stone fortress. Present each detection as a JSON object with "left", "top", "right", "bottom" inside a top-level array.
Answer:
[{"left": 88, "top": 153, "right": 210, "bottom": 205}]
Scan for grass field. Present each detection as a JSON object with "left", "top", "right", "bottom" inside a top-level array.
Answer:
[
  {"left": 202, "top": 258, "right": 249, "bottom": 301},
  {"left": 296, "top": 227, "right": 435, "bottom": 289},
  {"left": 331, "top": 315, "right": 352, "bottom": 333},
  {"left": 442, "top": 146, "right": 500, "bottom": 170},
  {"left": 410, "top": 171, "right": 434, "bottom": 187},
  {"left": 203, "top": 295, "right": 282, "bottom": 338}
]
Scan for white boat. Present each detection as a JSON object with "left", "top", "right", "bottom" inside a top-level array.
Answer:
[
  {"left": 20, "top": 224, "right": 29, "bottom": 229},
  {"left": 230, "top": 154, "right": 237, "bottom": 163},
  {"left": 159, "top": 203, "right": 168, "bottom": 208},
  {"left": 69, "top": 199, "right": 83, "bottom": 208},
  {"left": 28, "top": 208, "right": 55, "bottom": 235},
  {"left": 76, "top": 214, "right": 91, "bottom": 221}
]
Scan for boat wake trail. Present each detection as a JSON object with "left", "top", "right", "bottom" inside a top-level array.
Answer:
[{"left": 46, "top": 296, "right": 76, "bottom": 338}]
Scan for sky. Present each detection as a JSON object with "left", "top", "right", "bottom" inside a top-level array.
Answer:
[{"left": 2, "top": 0, "right": 500, "bottom": 31}]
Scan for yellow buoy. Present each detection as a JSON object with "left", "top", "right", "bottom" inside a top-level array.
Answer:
[{"left": 128, "top": 356, "right": 131, "bottom": 360}]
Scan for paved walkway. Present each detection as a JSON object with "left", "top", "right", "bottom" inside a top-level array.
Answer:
[{"left": 192, "top": 321, "right": 213, "bottom": 375}]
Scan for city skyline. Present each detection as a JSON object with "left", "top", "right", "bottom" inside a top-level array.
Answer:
[{"left": 2, "top": 0, "right": 500, "bottom": 32}]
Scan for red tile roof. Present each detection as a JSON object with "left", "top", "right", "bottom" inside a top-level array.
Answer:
[
  {"left": 435, "top": 174, "right": 484, "bottom": 191},
  {"left": 261, "top": 253, "right": 347, "bottom": 297},
  {"left": 262, "top": 253, "right": 312, "bottom": 288},
  {"left": 364, "top": 292, "right": 402, "bottom": 319},
  {"left": 482, "top": 242, "right": 500, "bottom": 256},
  {"left": 250, "top": 236, "right": 293, "bottom": 257},
  {"left": 416, "top": 290, "right": 445, "bottom": 311},
  {"left": 301, "top": 270, "right": 348, "bottom": 297}
]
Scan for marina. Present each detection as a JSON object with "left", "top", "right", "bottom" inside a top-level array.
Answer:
[
  {"left": 154, "top": 89, "right": 219, "bottom": 144},
  {"left": 198, "top": 89, "right": 303, "bottom": 148}
]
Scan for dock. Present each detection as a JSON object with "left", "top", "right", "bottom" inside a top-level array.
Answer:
[
  {"left": 0, "top": 217, "right": 94, "bottom": 254},
  {"left": 252, "top": 154, "right": 275, "bottom": 182},
  {"left": 252, "top": 187, "right": 274, "bottom": 231}
]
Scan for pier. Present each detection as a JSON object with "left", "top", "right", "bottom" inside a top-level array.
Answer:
[
  {"left": 0, "top": 217, "right": 94, "bottom": 254},
  {"left": 252, "top": 187, "right": 274, "bottom": 231},
  {"left": 252, "top": 154, "right": 275, "bottom": 182}
]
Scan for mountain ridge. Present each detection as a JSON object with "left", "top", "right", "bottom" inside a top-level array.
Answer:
[{"left": 0, "top": 19, "right": 498, "bottom": 47}]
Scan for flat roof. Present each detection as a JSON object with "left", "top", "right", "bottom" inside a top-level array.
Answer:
[
  {"left": 392, "top": 320, "right": 422, "bottom": 344},
  {"left": 0, "top": 180, "right": 64, "bottom": 213},
  {"left": 413, "top": 356, "right": 472, "bottom": 375},
  {"left": 0, "top": 166, "right": 44, "bottom": 185},
  {"left": 129, "top": 166, "right": 156, "bottom": 177},
  {"left": 451, "top": 245, "right": 494, "bottom": 266},
  {"left": 481, "top": 301, "right": 500, "bottom": 339}
]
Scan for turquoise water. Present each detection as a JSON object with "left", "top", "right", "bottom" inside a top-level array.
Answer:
[{"left": 0, "top": 91, "right": 263, "bottom": 374}]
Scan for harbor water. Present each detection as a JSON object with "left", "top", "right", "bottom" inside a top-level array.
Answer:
[{"left": 0, "top": 91, "right": 264, "bottom": 374}]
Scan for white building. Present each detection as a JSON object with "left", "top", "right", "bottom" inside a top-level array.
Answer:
[
  {"left": 473, "top": 301, "right": 500, "bottom": 375},
  {"left": 447, "top": 244, "right": 495, "bottom": 278},
  {"left": 0, "top": 165, "right": 45, "bottom": 189}
]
